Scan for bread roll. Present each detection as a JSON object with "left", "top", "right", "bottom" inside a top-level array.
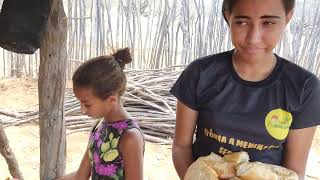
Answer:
[
  {"left": 268, "top": 164, "right": 299, "bottom": 180},
  {"left": 237, "top": 162, "right": 298, "bottom": 180},
  {"left": 185, "top": 151, "right": 297, "bottom": 180},
  {"left": 184, "top": 158, "right": 219, "bottom": 180},
  {"left": 204, "top": 159, "right": 237, "bottom": 179},
  {"left": 196, "top": 153, "right": 239, "bottom": 179},
  {"left": 185, "top": 152, "right": 250, "bottom": 180},
  {"left": 229, "top": 177, "right": 242, "bottom": 180},
  {"left": 223, "top": 151, "right": 249, "bottom": 164},
  {"left": 237, "top": 162, "right": 278, "bottom": 180}
]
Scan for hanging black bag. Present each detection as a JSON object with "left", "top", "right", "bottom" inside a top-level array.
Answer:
[{"left": 0, "top": 0, "right": 52, "bottom": 54}]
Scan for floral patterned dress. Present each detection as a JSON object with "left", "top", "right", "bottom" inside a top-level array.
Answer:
[{"left": 88, "top": 119, "right": 142, "bottom": 180}]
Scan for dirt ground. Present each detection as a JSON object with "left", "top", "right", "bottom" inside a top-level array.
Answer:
[{"left": 0, "top": 79, "right": 319, "bottom": 180}]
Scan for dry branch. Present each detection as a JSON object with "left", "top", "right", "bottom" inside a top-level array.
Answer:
[
  {"left": 0, "top": 122, "right": 24, "bottom": 180},
  {"left": 0, "top": 109, "right": 21, "bottom": 118}
]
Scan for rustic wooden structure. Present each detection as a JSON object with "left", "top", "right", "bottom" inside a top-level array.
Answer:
[
  {"left": 38, "top": 0, "right": 68, "bottom": 179},
  {"left": 1, "top": 0, "right": 320, "bottom": 78},
  {"left": 0, "top": 0, "right": 67, "bottom": 179}
]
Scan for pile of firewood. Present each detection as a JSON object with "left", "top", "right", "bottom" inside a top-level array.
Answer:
[{"left": 0, "top": 66, "right": 185, "bottom": 144}]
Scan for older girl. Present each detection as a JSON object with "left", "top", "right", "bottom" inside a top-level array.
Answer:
[{"left": 170, "top": 0, "right": 320, "bottom": 179}]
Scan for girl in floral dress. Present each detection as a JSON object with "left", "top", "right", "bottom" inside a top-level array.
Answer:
[{"left": 56, "top": 48, "right": 144, "bottom": 180}]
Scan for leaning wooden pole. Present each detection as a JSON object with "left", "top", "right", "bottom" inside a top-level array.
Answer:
[
  {"left": 39, "top": 0, "right": 68, "bottom": 179},
  {"left": 0, "top": 122, "right": 24, "bottom": 180}
]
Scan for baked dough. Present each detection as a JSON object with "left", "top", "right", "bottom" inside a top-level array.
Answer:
[
  {"left": 223, "top": 151, "right": 249, "bottom": 164},
  {"left": 184, "top": 151, "right": 298, "bottom": 180},
  {"left": 184, "top": 157, "right": 219, "bottom": 180},
  {"left": 237, "top": 161, "right": 298, "bottom": 180}
]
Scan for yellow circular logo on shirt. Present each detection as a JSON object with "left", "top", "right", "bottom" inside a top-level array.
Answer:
[{"left": 265, "top": 109, "right": 292, "bottom": 140}]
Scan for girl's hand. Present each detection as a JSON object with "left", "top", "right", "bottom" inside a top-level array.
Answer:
[
  {"left": 55, "top": 148, "right": 91, "bottom": 180},
  {"left": 282, "top": 126, "right": 317, "bottom": 180},
  {"left": 172, "top": 100, "right": 198, "bottom": 179}
]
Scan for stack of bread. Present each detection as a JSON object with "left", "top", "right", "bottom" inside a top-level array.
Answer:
[{"left": 184, "top": 151, "right": 298, "bottom": 180}]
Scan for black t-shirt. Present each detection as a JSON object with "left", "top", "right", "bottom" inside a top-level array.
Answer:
[{"left": 170, "top": 50, "right": 320, "bottom": 165}]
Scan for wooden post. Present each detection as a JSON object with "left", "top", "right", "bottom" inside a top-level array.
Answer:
[
  {"left": 39, "top": 0, "right": 67, "bottom": 179},
  {"left": 0, "top": 122, "right": 24, "bottom": 180}
]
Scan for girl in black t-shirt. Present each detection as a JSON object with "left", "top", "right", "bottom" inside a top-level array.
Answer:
[{"left": 170, "top": 0, "right": 320, "bottom": 179}]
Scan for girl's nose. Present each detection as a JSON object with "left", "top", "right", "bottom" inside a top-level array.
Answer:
[{"left": 247, "top": 25, "right": 262, "bottom": 44}]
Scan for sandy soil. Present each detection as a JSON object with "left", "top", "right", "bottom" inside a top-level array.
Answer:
[
  {"left": 0, "top": 123, "right": 178, "bottom": 180},
  {"left": 0, "top": 79, "right": 319, "bottom": 180}
]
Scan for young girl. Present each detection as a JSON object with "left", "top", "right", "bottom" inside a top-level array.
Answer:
[
  {"left": 57, "top": 48, "right": 144, "bottom": 180},
  {"left": 170, "top": 0, "right": 320, "bottom": 179}
]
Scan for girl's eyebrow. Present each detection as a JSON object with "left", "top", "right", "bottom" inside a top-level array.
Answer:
[
  {"left": 234, "top": 15, "right": 281, "bottom": 19},
  {"left": 234, "top": 15, "right": 250, "bottom": 19},
  {"left": 261, "top": 15, "right": 281, "bottom": 19}
]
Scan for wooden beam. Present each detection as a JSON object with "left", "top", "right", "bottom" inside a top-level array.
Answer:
[{"left": 38, "top": 0, "right": 67, "bottom": 179}]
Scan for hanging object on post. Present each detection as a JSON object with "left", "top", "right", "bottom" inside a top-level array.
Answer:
[{"left": 0, "top": 0, "right": 52, "bottom": 54}]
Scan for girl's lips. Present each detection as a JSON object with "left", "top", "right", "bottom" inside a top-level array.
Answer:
[{"left": 244, "top": 47, "right": 265, "bottom": 54}]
